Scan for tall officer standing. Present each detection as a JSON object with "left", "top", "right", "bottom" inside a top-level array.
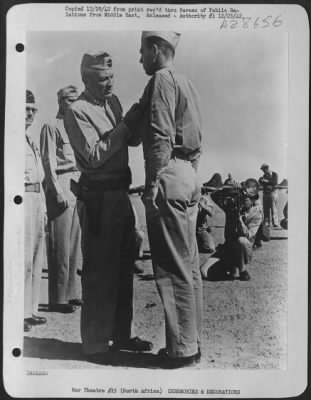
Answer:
[
  {"left": 137, "top": 31, "right": 203, "bottom": 368},
  {"left": 24, "top": 90, "right": 47, "bottom": 332},
  {"left": 64, "top": 52, "right": 152, "bottom": 361},
  {"left": 40, "top": 86, "right": 82, "bottom": 314}
]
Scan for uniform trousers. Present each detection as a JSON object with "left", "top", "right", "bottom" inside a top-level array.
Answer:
[
  {"left": 146, "top": 158, "right": 203, "bottom": 358},
  {"left": 77, "top": 190, "right": 136, "bottom": 354},
  {"left": 24, "top": 192, "right": 45, "bottom": 318},
  {"left": 47, "top": 172, "right": 82, "bottom": 304},
  {"left": 232, "top": 237, "right": 253, "bottom": 272},
  {"left": 196, "top": 228, "right": 216, "bottom": 253},
  {"left": 263, "top": 191, "right": 278, "bottom": 225}
]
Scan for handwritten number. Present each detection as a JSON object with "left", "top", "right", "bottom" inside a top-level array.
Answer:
[
  {"left": 262, "top": 15, "right": 272, "bottom": 28},
  {"left": 254, "top": 17, "right": 260, "bottom": 29},
  {"left": 273, "top": 15, "right": 283, "bottom": 27},
  {"left": 242, "top": 17, "right": 251, "bottom": 28}
]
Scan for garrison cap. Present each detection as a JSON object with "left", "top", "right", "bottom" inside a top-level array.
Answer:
[
  {"left": 80, "top": 52, "right": 113, "bottom": 77},
  {"left": 260, "top": 163, "right": 269, "bottom": 170},
  {"left": 141, "top": 31, "right": 181, "bottom": 49},
  {"left": 26, "top": 90, "right": 35, "bottom": 103},
  {"left": 57, "top": 85, "right": 79, "bottom": 99}
]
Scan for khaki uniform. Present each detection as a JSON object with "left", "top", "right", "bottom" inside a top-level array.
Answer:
[
  {"left": 24, "top": 134, "right": 45, "bottom": 317},
  {"left": 225, "top": 207, "right": 262, "bottom": 270},
  {"left": 64, "top": 90, "right": 136, "bottom": 354},
  {"left": 40, "top": 115, "right": 82, "bottom": 304},
  {"left": 259, "top": 171, "right": 279, "bottom": 225},
  {"left": 140, "top": 67, "right": 203, "bottom": 358}
]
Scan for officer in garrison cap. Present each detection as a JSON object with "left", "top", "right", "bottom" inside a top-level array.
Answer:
[
  {"left": 129, "top": 31, "right": 204, "bottom": 368},
  {"left": 24, "top": 90, "right": 47, "bottom": 332},
  {"left": 40, "top": 85, "right": 82, "bottom": 314},
  {"left": 64, "top": 52, "right": 152, "bottom": 362}
]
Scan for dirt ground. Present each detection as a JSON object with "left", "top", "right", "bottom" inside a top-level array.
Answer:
[{"left": 23, "top": 191, "right": 288, "bottom": 370}]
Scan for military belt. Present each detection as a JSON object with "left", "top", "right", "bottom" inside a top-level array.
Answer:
[{"left": 25, "top": 183, "right": 40, "bottom": 192}]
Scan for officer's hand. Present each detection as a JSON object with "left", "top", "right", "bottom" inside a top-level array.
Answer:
[
  {"left": 123, "top": 103, "right": 143, "bottom": 132},
  {"left": 56, "top": 193, "right": 69, "bottom": 211},
  {"left": 142, "top": 186, "right": 160, "bottom": 220}
]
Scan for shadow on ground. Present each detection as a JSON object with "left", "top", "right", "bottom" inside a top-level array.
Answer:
[{"left": 23, "top": 337, "right": 161, "bottom": 368}]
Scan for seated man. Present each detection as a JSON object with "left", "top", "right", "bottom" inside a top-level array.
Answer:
[
  {"left": 224, "top": 194, "right": 262, "bottom": 281},
  {"left": 196, "top": 194, "right": 216, "bottom": 253}
]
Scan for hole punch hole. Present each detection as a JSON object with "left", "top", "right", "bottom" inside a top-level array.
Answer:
[
  {"left": 14, "top": 195, "right": 23, "bottom": 205},
  {"left": 12, "top": 348, "right": 21, "bottom": 357},
  {"left": 16, "top": 43, "right": 24, "bottom": 53}
]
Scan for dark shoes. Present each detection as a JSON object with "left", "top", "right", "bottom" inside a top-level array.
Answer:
[
  {"left": 85, "top": 351, "right": 114, "bottom": 365},
  {"left": 253, "top": 240, "right": 263, "bottom": 249},
  {"left": 24, "top": 315, "right": 47, "bottom": 326},
  {"left": 239, "top": 270, "right": 251, "bottom": 281},
  {"left": 49, "top": 303, "right": 77, "bottom": 313},
  {"left": 68, "top": 298, "right": 83, "bottom": 306},
  {"left": 24, "top": 320, "right": 32, "bottom": 332},
  {"left": 113, "top": 337, "right": 153, "bottom": 352},
  {"left": 154, "top": 349, "right": 199, "bottom": 369},
  {"left": 158, "top": 347, "right": 201, "bottom": 364}
]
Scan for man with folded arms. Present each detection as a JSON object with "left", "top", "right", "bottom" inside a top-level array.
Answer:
[
  {"left": 40, "top": 86, "right": 82, "bottom": 314},
  {"left": 64, "top": 52, "right": 152, "bottom": 362},
  {"left": 24, "top": 90, "right": 47, "bottom": 332}
]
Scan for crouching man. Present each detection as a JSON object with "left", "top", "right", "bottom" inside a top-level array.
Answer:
[{"left": 224, "top": 194, "right": 262, "bottom": 281}]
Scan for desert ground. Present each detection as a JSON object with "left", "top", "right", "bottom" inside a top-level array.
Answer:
[{"left": 23, "top": 190, "right": 288, "bottom": 370}]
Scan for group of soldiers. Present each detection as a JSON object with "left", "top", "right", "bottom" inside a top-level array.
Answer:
[
  {"left": 24, "top": 30, "right": 286, "bottom": 369},
  {"left": 196, "top": 166, "right": 287, "bottom": 281},
  {"left": 25, "top": 30, "right": 203, "bottom": 368}
]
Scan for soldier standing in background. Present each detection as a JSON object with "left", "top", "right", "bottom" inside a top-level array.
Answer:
[
  {"left": 24, "top": 90, "right": 47, "bottom": 332},
  {"left": 259, "top": 163, "right": 279, "bottom": 227},
  {"left": 64, "top": 52, "right": 152, "bottom": 362},
  {"left": 40, "top": 86, "right": 82, "bottom": 314},
  {"left": 137, "top": 31, "right": 203, "bottom": 368}
]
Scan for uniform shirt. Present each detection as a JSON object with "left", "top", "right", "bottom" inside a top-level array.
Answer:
[
  {"left": 25, "top": 134, "right": 44, "bottom": 185},
  {"left": 240, "top": 207, "right": 263, "bottom": 243},
  {"left": 64, "top": 90, "right": 131, "bottom": 181},
  {"left": 140, "top": 66, "right": 202, "bottom": 187},
  {"left": 197, "top": 195, "right": 215, "bottom": 231},
  {"left": 40, "top": 113, "right": 78, "bottom": 197},
  {"left": 259, "top": 171, "right": 278, "bottom": 194}
]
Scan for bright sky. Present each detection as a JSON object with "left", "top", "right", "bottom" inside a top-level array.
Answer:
[{"left": 27, "top": 30, "right": 288, "bottom": 186}]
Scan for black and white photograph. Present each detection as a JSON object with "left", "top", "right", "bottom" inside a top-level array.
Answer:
[{"left": 3, "top": 3, "right": 309, "bottom": 398}]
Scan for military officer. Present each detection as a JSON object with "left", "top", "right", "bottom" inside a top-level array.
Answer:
[
  {"left": 24, "top": 90, "right": 47, "bottom": 332},
  {"left": 137, "top": 31, "right": 203, "bottom": 368},
  {"left": 63, "top": 52, "right": 152, "bottom": 361},
  {"left": 40, "top": 85, "right": 82, "bottom": 313},
  {"left": 259, "top": 163, "right": 279, "bottom": 227}
]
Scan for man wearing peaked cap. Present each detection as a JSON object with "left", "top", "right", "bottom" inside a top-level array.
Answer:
[
  {"left": 40, "top": 85, "right": 82, "bottom": 315},
  {"left": 258, "top": 163, "right": 279, "bottom": 227},
  {"left": 24, "top": 90, "right": 47, "bottom": 332},
  {"left": 64, "top": 51, "right": 152, "bottom": 361},
  {"left": 128, "top": 31, "right": 204, "bottom": 368}
]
